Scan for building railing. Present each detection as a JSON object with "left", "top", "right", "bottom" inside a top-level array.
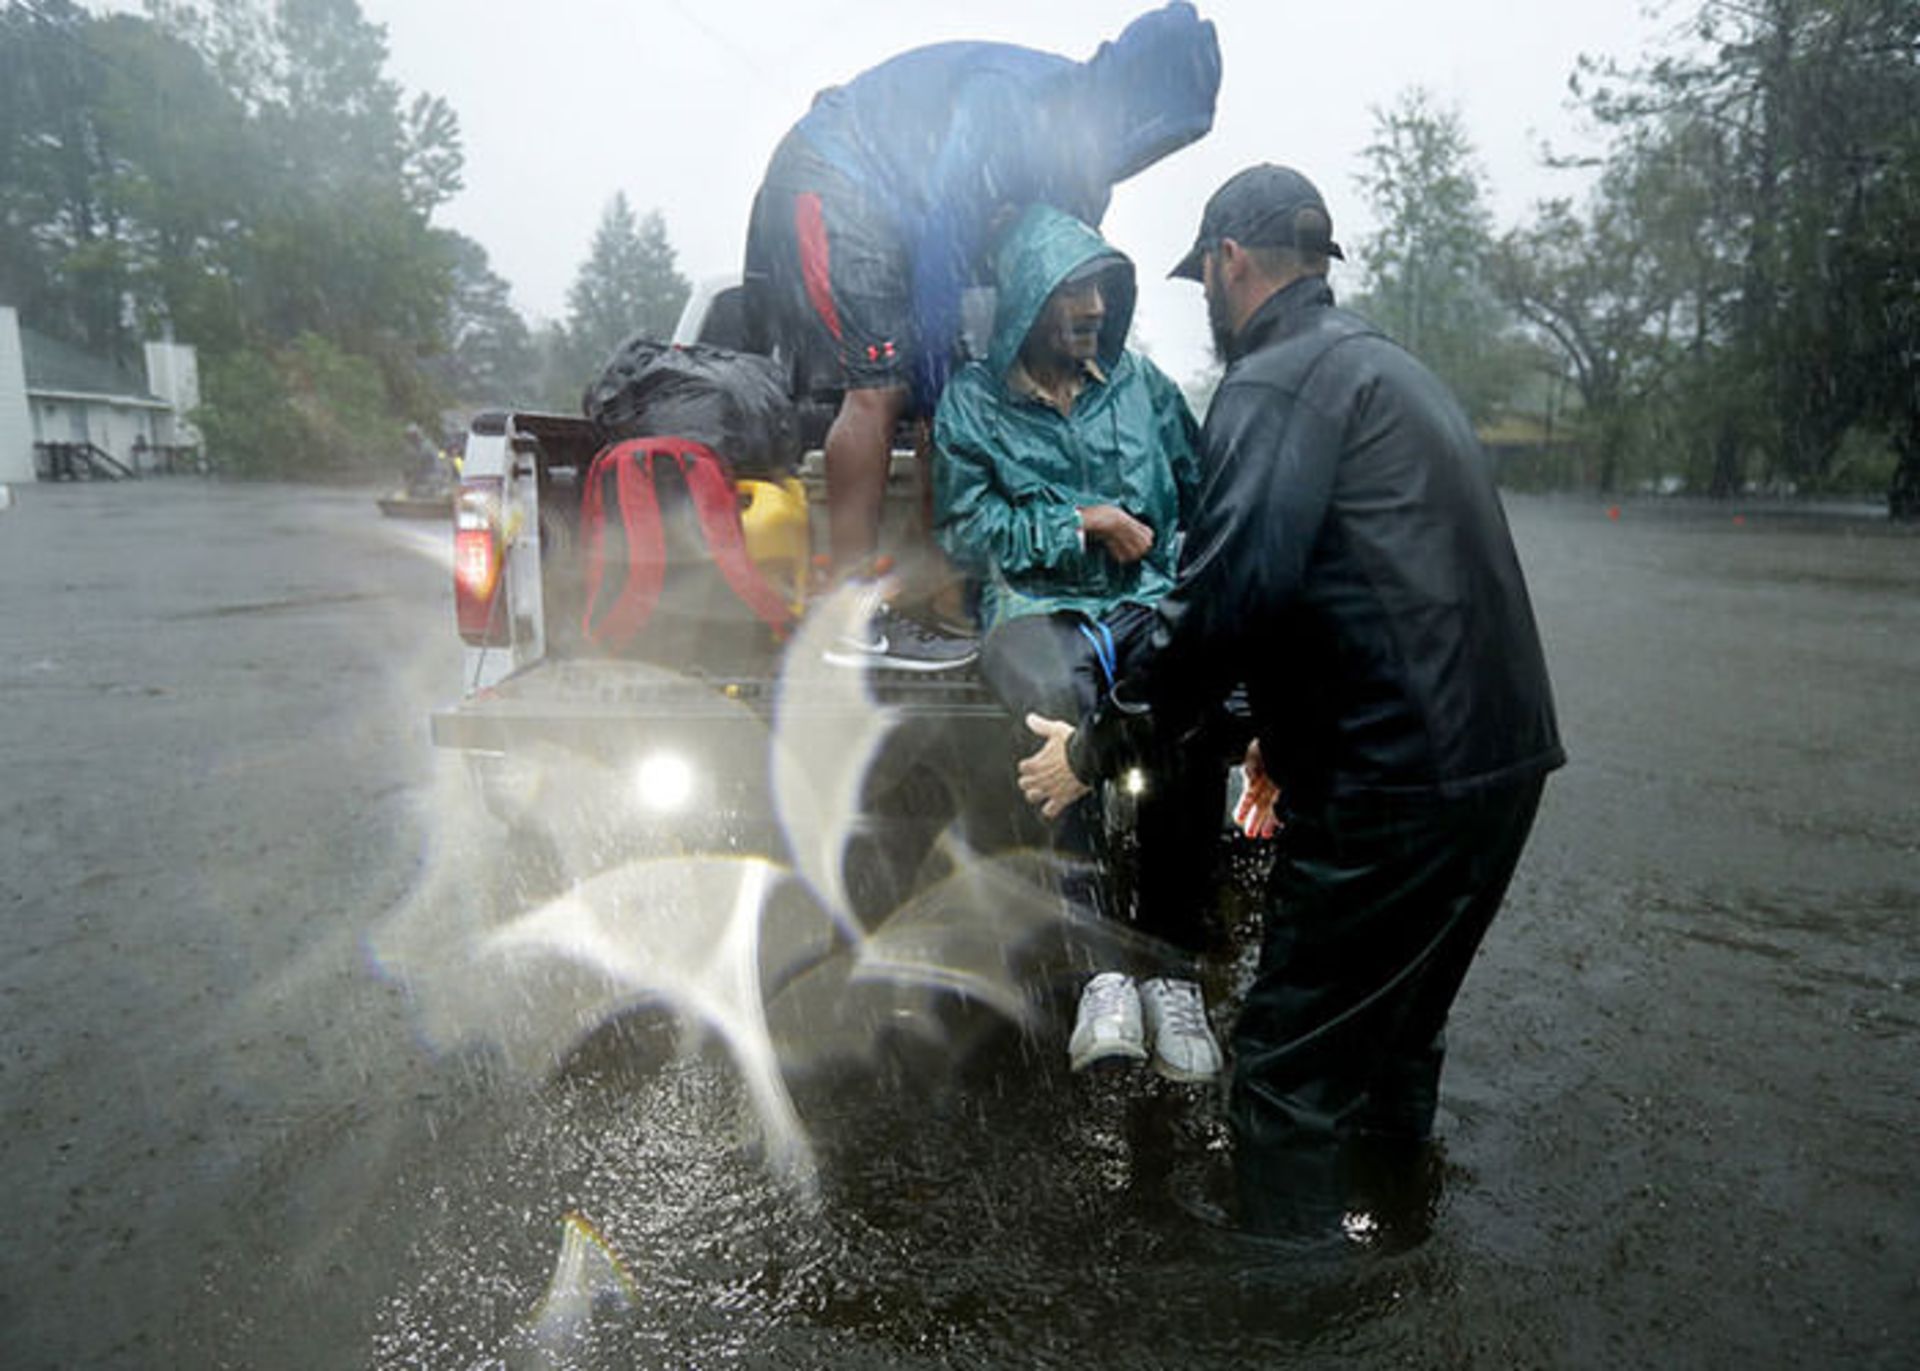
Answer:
[
  {"left": 34, "top": 441, "right": 207, "bottom": 480},
  {"left": 36, "top": 441, "right": 134, "bottom": 481}
]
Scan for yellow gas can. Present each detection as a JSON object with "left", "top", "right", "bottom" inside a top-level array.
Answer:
[{"left": 736, "top": 477, "right": 811, "bottom": 613}]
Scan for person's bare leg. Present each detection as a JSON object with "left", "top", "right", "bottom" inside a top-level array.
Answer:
[
  {"left": 819, "top": 384, "right": 976, "bottom": 670},
  {"left": 825, "top": 384, "right": 910, "bottom": 575}
]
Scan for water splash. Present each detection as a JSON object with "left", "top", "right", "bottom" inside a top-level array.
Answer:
[
  {"left": 481, "top": 854, "right": 827, "bottom": 1187},
  {"left": 849, "top": 831, "right": 1067, "bottom": 1025},
  {"left": 771, "top": 581, "right": 898, "bottom": 941},
  {"left": 371, "top": 581, "right": 1079, "bottom": 1198}
]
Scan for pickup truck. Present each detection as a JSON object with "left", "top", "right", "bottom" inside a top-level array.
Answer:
[{"left": 428, "top": 279, "right": 1050, "bottom": 920}]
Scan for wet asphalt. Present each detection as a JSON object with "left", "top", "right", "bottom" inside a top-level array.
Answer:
[{"left": 0, "top": 480, "right": 1915, "bottom": 1368}]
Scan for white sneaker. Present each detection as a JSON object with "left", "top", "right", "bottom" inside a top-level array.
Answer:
[
  {"left": 1139, "top": 978, "right": 1223, "bottom": 1083},
  {"left": 1068, "top": 972, "right": 1146, "bottom": 1072}
]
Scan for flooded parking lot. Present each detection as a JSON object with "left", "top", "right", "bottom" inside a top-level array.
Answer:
[{"left": 2, "top": 481, "right": 1916, "bottom": 1367}]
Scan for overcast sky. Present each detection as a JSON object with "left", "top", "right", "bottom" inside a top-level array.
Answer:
[{"left": 358, "top": 0, "right": 1677, "bottom": 384}]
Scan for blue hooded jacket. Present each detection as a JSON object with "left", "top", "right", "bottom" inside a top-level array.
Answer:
[{"left": 793, "top": 3, "right": 1220, "bottom": 407}]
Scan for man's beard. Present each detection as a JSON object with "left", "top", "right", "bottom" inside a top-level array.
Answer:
[{"left": 1205, "top": 274, "right": 1234, "bottom": 365}]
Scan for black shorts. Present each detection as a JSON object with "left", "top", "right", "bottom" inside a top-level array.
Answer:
[{"left": 744, "top": 129, "right": 915, "bottom": 399}]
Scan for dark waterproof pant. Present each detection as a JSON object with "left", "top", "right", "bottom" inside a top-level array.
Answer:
[
  {"left": 979, "top": 603, "right": 1224, "bottom": 966},
  {"left": 1231, "top": 775, "right": 1547, "bottom": 1234}
]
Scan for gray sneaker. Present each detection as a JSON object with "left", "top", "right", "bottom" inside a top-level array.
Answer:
[
  {"left": 1139, "top": 977, "right": 1223, "bottom": 1082},
  {"left": 824, "top": 603, "right": 978, "bottom": 672},
  {"left": 1068, "top": 972, "right": 1147, "bottom": 1072}
]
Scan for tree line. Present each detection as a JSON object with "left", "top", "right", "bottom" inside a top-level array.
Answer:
[
  {"left": 0, "top": 0, "right": 688, "bottom": 476},
  {"left": 1344, "top": 0, "right": 1918, "bottom": 516}
]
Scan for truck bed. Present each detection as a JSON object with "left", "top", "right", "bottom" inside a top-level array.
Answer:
[
  {"left": 430, "top": 657, "right": 1005, "bottom": 754},
  {"left": 434, "top": 408, "right": 1050, "bottom": 900}
]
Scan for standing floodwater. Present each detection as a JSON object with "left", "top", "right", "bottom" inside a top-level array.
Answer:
[{"left": 1, "top": 483, "right": 1915, "bottom": 1367}]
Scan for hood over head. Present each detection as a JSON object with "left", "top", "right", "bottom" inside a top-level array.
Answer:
[
  {"left": 986, "top": 204, "right": 1137, "bottom": 378},
  {"left": 1076, "top": 3, "right": 1221, "bottom": 184}
]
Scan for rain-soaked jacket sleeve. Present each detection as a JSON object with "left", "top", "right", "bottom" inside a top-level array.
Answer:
[
  {"left": 1067, "top": 369, "right": 1344, "bottom": 782},
  {"left": 910, "top": 77, "right": 1027, "bottom": 406},
  {"left": 910, "top": 87, "right": 1110, "bottom": 407},
  {"left": 932, "top": 377, "right": 1091, "bottom": 581}
]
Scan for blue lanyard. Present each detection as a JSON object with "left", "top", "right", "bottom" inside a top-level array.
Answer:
[{"left": 1076, "top": 617, "right": 1119, "bottom": 689}]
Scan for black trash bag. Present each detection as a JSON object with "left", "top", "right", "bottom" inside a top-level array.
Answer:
[{"left": 583, "top": 337, "right": 802, "bottom": 478}]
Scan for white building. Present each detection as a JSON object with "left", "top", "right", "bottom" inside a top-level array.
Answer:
[
  {"left": 0, "top": 306, "right": 200, "bottom": 482},
  {"left": 0, "top": 308, "right": 32, "bottom": 485}
]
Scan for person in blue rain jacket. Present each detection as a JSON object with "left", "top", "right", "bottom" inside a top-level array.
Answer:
[{"left": 745, "top": 4, "right": 1219, "bottom": 669}]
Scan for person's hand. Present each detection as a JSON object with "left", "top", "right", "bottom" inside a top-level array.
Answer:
[
  {"left": 1078, "top": 505, "right": 1154, "bottom": 564},
  {"left": 1235, "top": 739, "right": 1282, "bottom": 839},
  {"left": 1017, "top": 713, "right": 1092, "bottom": 819}
]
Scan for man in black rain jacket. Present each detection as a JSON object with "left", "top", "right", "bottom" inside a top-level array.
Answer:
[{"left": 1019, "top": 164, "right": 1564, "bottom": 1237}]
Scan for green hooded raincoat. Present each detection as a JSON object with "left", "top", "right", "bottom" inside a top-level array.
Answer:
[{"left": 933, "top": 205, "right": 1201, "bottom": 632}]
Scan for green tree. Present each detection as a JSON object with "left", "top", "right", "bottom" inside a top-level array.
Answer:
[
  {"left": 150, "top": 0, "right": 461, "bottom": 208},
  {"left": 424, "top": 230, "right": 538, "bottom": 406},
  {"left": 196, "top": 331, "right": 396, "bottom": 476},
  {"left": 149, "top": 0, "right": 470, "bottom": 470},
  {"left": 1578, "top": 0, "right": 1920, "bottom": 509},
  {"left": 151, "top": 0, "right": 464, "bottom": 352},
  {"left": 1, "top": 0, "right": 136, "bottom": 360},
  {"left": 530, "top": 320, "right": 584, "bottom": 413},
  {"left": 87, "top": 13, "right": 257, "bottom": 353},
  {"left": 2, "top": 0, "right": 533, "bottom": 475},
  {"left": 564, "top": 194, "right": 690, "bottom": 380},
  {"left": 1350, "top": 88, "right": 1520, "bottom": 424},
  {"left": 1492, "top": 115, "right": 1746, "bottom": 493}
]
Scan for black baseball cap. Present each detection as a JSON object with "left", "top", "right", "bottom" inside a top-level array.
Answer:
[{"left": 1170, "top": 164, "right": 1344, "bottom": 280}]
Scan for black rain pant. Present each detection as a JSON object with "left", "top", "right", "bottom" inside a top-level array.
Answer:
[{"left": 1231, "top": 774, "right": 1547, "bottom": 1234}]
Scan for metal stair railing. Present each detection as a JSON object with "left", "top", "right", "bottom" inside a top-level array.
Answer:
[{"left": 34, "top": 441, "right": 139, "bottom": 481}]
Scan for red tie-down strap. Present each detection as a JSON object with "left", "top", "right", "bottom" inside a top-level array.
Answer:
[
  {"left": 673, "top": 441, "right": 795, "bottom": 642},
  {"left": 580, "top": 439, "right": 666, "bottom": 647},
  {"left": 579, "top": 437, "right": 794, "bottom": 648}
]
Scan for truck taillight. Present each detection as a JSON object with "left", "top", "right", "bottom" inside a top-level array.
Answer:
[{"left": 454, "top": 478, "right": 507, "bottom": 645}]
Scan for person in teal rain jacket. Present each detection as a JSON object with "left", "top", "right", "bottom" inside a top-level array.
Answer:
[{"left": 934, "top": 205, "right": 1227, "bottom": 1083}]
